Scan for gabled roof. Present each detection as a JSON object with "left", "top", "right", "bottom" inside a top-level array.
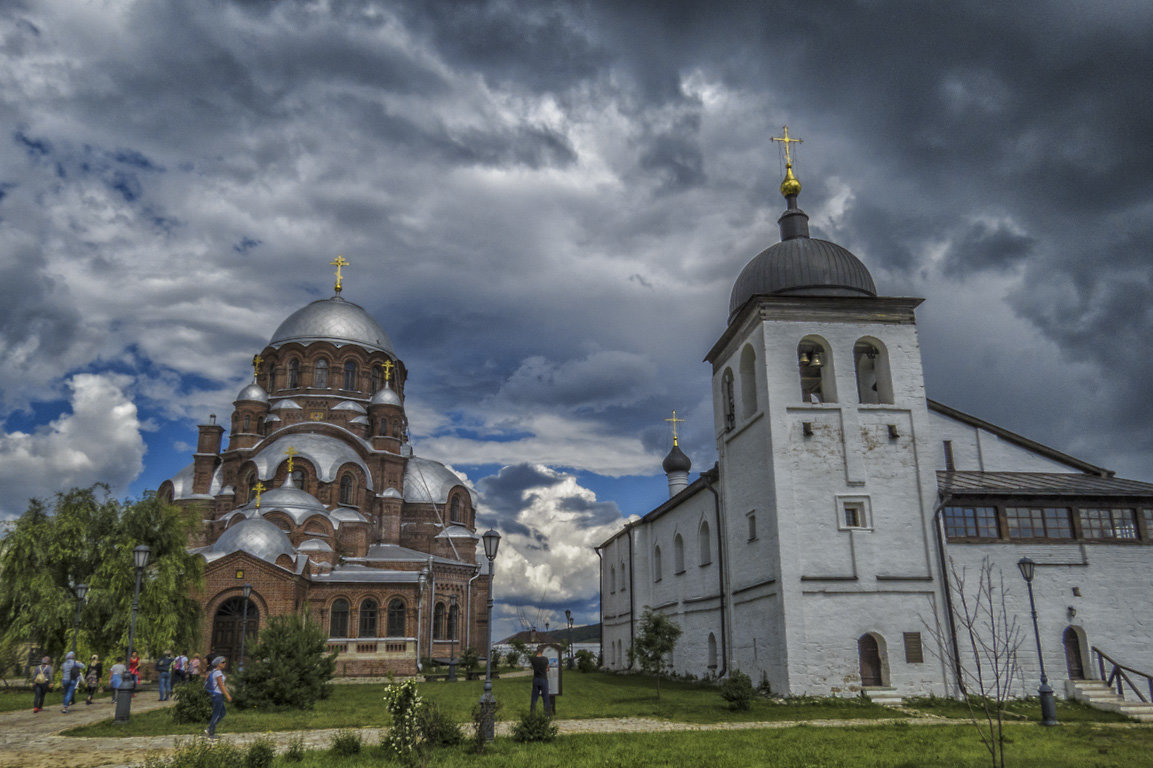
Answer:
[
  {"left": 928, "top": 399, "right": 1112, "bottom": 477},
  {"left": 938, "top": 471, "right": 1153, "bottom": 498}
]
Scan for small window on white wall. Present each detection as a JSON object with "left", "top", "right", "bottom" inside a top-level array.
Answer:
[
  {"left": 699, "top": 520, "right": 711, "bottom": 565},
  {"left": 837, "top": 496, "right": 872, "bottom": 531},
  {"left": 739, "top": 344, "right": 758, "bottom": 417},
  {"left": 747, "top": 511, "right": 757, "bottom": 541}
]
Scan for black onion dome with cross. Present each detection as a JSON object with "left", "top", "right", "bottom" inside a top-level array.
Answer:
[
  {"left": 728, "top": 126, "right": 876, "bottom": 321},
  {"left": 662, "top": 410, "right": 692, "bottom": 474}
]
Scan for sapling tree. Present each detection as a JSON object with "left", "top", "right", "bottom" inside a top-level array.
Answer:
[{"left": 630, "top": 608, "right": 682, "bottom": 700}]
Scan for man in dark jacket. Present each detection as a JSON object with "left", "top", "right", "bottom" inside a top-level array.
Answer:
[
  {"left": 156, "top": 652, "right": 173, "bottom": 701},
  {"left": 529, "top": 648, "right": 551, "bottom": 715}
]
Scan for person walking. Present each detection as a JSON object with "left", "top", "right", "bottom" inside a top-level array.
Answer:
[
  {"left": 155, "top": 651, "right": 173, "bottom": 701},
  {"left": 31, "top": 656, "right": 53, "bottom": 713},
  {"left": 60, "top": 651, "right": 86, "bottom": 713},
  {"left": 128, "top": 650, "right": 141, "bottom": 687},
  {"left": 84, "top": 655, "right": 103, "bottom": 705},
  {"left": 189, "top": 654, "right": 202, "bottom": 680},
  {"left": 529, "top": 648, "right": 551, "bottom": 715},
  {"left": 108, "top": 658, "right": 127, "bottom": 704},
  {"left": 173, "top": 652, "right": 187, "bottom": 684},
  {"left": 204, "top": 657, "right": 232, "bottom": 739}
]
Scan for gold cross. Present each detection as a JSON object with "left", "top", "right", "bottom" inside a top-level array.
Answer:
[
  {"left": 382, "top": 359, "right": 394, "bottom": 383},
  {"left": 253, "top": 481, "right": 266, "bottom": 509},
  {"left": 330, "top": 255, "right": 350, "bottom": 294},
  {"left": 284, "top": 446, "right": 298, "bottom": 474},
  {"left": 664, "top": 410, "right": 686, "bottom": 446},
  {"left": 771, "top": 125, "right": 803, "bottom": 166},
  {"left": 251, "top": 354, "right": 263, "bottom": 379}
]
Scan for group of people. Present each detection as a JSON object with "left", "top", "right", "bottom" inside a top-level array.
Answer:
[{"left": 29, "top": 649, "right": 213, "bottom": 713}]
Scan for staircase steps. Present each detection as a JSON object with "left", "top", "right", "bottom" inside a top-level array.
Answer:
[
  {"left": 862, "top": 686, "right": 903, "bottom": 706},
  {"left": 1067, "top": 679, "right": 1153, "bottom": 722}
]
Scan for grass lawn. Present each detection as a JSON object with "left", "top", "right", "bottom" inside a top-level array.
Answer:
[
  {"left": 67, "top": 672, "right": 906, "bottom": 737},
  {"left": 174, "top": 723, "right": 1153, "bottom": 767},
  {"left": 0, "top": 686, "right": 112, "bottom": 712},
  {"left": 903, "top": 696, "right": 1130, "bottom": 723}
]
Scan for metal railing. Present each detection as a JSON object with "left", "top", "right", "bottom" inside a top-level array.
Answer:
[{"left": 1092, "top": 646, "right": 1153, "bottom": 703}]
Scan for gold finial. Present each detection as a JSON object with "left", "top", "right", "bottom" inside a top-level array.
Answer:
[
  {"left": 330, "top": 255, "right": 350, "bottom": 294},
  {"left": 382, "top": 359, "right": 395, "bottom": 384},
  {"left": 253, "top": 481, "right": 266, "bottom": 509},
  {"left": 771, "top": 125, "right": 803, "bottom": 197},
  {"left": 664, "top": 409, "right": 686, "bottom": 447},
  {"left": 284, "top": 446, "right": 298, "bottom": 474},
  {"left": 251, "top": 353, "right": 263, "bottom": 380}
]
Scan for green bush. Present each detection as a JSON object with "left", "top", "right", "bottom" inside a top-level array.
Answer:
[
  {"left": 574, "top": 649, "right": 597, "bottom": 673},
  {"left": 244, "top": 737, "right": 274, "bottom": 768},
  {"left": 418, "top": 701, "right": 464, "bottom": 746},
  {"left": 143, "top": 738, "right": 242, "bottom": 768},
  {"left": 233, "top": 612, "right": 336, "bottom": 710},
  {"left": 170, "top": 681, "right": 212, "bottom": 724},
  {"left": 720, "top": 670, "right": 755, "bottom": 711},
  {"left": 471, "top": 699, "right": 503, "bottom": 754},
  {"left": 284, "top": 734, "right": 305, "bottom": 763},
  {"left": 504, "top": 649, "right": 520, "bottom": 668},
  {"left": 459, "top": 645, "right": 479, "bottom": 673},
  {"left": 511, "top": 709, "right": 558, "bottom": 743},
  {"left": 329, "top": 729, "right": 362, "bottom": 756}
]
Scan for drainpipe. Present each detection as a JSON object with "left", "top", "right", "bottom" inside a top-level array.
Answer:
[
  {"left": 931, "top": 495, "right": 965, "bottom": 696},
  {"left": 427, "top": 556, "right": 437, "bottom": 659},
  {"left": 595, "top": 546, "right": 603, "bottom": 665},
  {"left": 625, "top": 523, "right": 636, "bottom": 669},
  {"left": 703, "top": 468, "right": 728, "bottom": 679},
  {"left": 465, "top": 564, "right": 482, "bottom": 651}
]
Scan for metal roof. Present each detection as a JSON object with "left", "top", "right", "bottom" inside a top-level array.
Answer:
[
  {"left": 729, "top": 237, "right": 876, "bottom": 318},
  {"left": 269, "top": 296, "right": 394, "bottom": 355},
  {"left": 252, "top": 433, "right": 374, "bottom": 489},
  {"left": 404, "top": 456, "right": 477, "bottom": 505},
  {"left": 937, "top": 471, "right": 1153, "bottom": 498}
]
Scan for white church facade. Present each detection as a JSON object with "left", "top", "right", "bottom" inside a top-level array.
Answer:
[{"left": 598, "top": 150, "right": 1153, "bottom": 701}]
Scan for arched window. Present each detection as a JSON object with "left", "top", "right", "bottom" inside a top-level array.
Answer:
[
  {"left": 387, "top": 598, "right": 406, "bottom": 638},
  {"left": 267, "top": 367, "right": 277, "bottom": 391},
  {"left": 343, "top": 360, "right": 358, "bottom": 391},
  {"left": 288, "top": 358, "right": 300, "bottom": 388},
  {"left": 854, "top": 339, "right": 893, "bottom": 404},
  {"left": 330, "top": 599, "right": 350, "bottom": 637},
  {"left": 699, "top": 520, "right": 711, "bottom": 566},
  {"left": 447, "top": 602, "right": 459, "bottom": 640},
  {"left": 620, "top": 561, "right": 627, "bottom": 591},
  {"left": 291, "top": 469, "right": 305, "bottom": 489},
  {"left": 654, "top": 546, "right": 663, "bottom": 581},
  {"left": 722, "top": 368, "right": 736, "bottom": 430},
  {"left": 610, "top": 565, "right": 616, "bottom": 593},
  {"left": 798, "top": 337, "right": 837, "bottom": 403},
  {"left": 673, "top": 534, "right": 685, "bottom": 573},
  {"left": 707, "top": 633, "right": 718, "bottom": 671},
  {"left": 739, "top": 344, "right": 758, "bottom": 417},
  {"left": 245, "top": 471, "right": 256, "bottom": 502},
  {"left": 378, "top": 419, "right": 388, "bottom": 436},
  {"left": 314, "top": 358, "right": 329, "bottom": 388},
  {"left": 371, "top": 364, "right": 383, "bottom": 393},
  {"left": 242, "top": 414, "right": 251, "bottom": 432},
  {"left": 433, "top": 602, "right": 446, "bottom": 640},
  {"left": 339, "top": 474, "right": 355, "bottom": 505},
  {"left": 359, "top": 598, "right": 378, "bottom": 638},
  {"left": 450, "top": 496, "right": 462, "bottom": 523}
]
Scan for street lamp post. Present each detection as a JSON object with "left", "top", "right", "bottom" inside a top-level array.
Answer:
[
  {"left": 1018, "top": 557, "right": 1058, "bottom": 726},
  {"left": 117, "top": 544, "right": 151, "bottom": 723},
  {"left": 448, "top": 595, "right": 458, "bottom": 682},
  {"left": 565, "top": 609, "right": 574, "bottom": 670},
  {"left": 71, "top": 583, "right": 88, "bottom": 656},
  {"left": 479, "top": 529, "right": 501, "bottom": 743},
  {"left": 239, "top": 583, "right": 253, "bottom": 673},
  {"left": 416, "top": 567, "right": 428, "bottom": 672}
]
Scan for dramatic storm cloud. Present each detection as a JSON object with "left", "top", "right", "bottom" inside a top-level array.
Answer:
[{"left": 3, "top": 1, "right": 1153, "bottom": 633}]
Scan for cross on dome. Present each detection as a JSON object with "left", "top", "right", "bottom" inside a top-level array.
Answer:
[
  {"left": 253, "top": 481, "right": 266, "bottom": 509},
  {"left": 383, "top": 359, "right": 394, "bottom": 383},
  {"left": 330, "top": 255, "right": 350, "bottom": 294},
  {"left": 284, "top": 446, "right": 299, "bottom": 474},
  {"left": 771, "top": 125, "right": 803, "bottom": 198},
  {"left": 665, "top": 409, "right": 685, "bottom": 447},
  {"left": 251, "top": 353, "right": 263, "bottom": 379}
]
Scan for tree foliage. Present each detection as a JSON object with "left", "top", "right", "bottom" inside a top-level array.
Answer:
[
  {"left": 0, "top": 487, "right": 203, "bottom": 661},
  {"left": 233, "top": 612, "right": 336, "bottom": 710},
  {"left": 630, "top": 608, "right": 682, "bottom": 700}
]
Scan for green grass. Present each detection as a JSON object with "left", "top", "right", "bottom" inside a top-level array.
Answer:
[
  {"left": 67, "top": 672, "right": 904, "bottom": 737},
  {"left": 0, "top": 686, "right": 111, "bottom": 712},
  {"left": 903, "top": 696, "right": 1129, "bottom": 723},
  {"left": 171, "top": 723, "right": 1153, "bottom": 767}
]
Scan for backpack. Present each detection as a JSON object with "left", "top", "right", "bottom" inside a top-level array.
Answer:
[
  {"left": 69, "top": 662, "right": 81, "bottom": 682},
  {"left": 204, "top": 671, "right": 215, "bottom": 693},
  {"left": 33, "top": 666, "right": 48, "bottom": 685}
]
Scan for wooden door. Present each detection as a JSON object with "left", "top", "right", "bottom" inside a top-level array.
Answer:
[
  {"left": 211, "top": 597, "right": 260, "bottom": 663},
  {"left": 1064, "top": 627, "right": 1085, "bottom": 679},
  {"left": 859, "top": 634, "right": 883, "bottom": 686}
]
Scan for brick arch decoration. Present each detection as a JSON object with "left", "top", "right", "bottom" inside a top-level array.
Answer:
[{"left": 447, "top": 488, "right": 471, "bottom": 526}]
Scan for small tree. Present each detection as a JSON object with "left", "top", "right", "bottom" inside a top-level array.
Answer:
[
  {"left": 574, "top": 648, "right": 597, "bottom": 673},
  {"left": 505, "top": 649, "right": 520, "bottom": 668},
  {"left": 460, "top": 645, "right": 479, "bottom": 673},
  {"left": 234, "top": 612, "right": 336, "bottom": 710},
  {"left": 509, "top": 638, "right": 529, "bottom": 666},
  {"left": 631, "top": 608, "right": 682, "bottom": 700}
]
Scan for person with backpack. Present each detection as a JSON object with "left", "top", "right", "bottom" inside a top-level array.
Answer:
[
  {"left": 173, "top": 652, "right": 187, "bottom": 684},
  {"left": 155, "top": 651, "right": 173, "bottom": 701},
  {"left": 85, "top": 655, "right": 103, "bottom": 705},
  {"left": 60, "top": 651, "right": 86, "bottom": 713},
  {"left": 108, "top": 658, "right": 127, "bottom": 705},
  {"left": 31, "top": 656, "right": 53, "bottom": 713},
  {"left": 203, "top": 657, "right": 232, "bottom": 739}
]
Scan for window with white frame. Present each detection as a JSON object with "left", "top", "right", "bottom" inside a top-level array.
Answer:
[{"left": 836, "top": 496, "right": 871, "bottom": 531}]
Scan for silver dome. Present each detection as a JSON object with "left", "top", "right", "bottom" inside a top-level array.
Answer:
[
  {"left": 298, "top": 538, "right": 334, "bottom": 553},
  {"left": 210, "top": 517, "right": 295, "bottom": 565},
  {"left": 243, "top": 481, "right": 335, "bottom": 527},
  {"left": 236, "top": 382, "right": 269, "bottom": 404},
  {"left": 404, "top": 456, "right": 477, "bottom": 505},
  {"left": 333, "top": 401, "right": 367, "bottom": 414},
  {"left": 269, "top": 297, "right": 394, "bottom": 354},
  {"left": 370, "top": 386, "right": 402, "bottom": 407},
  {"left": 252, "top": 433, "right": 375, "bottom": 489}
]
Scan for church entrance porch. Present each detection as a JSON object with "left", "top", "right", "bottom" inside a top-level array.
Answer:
[
  {"left": 211, "top": 597, "right": 261, "bottom": 665},
  {"left": 858, "top": 634, "right": 885, "bottom": 687}
]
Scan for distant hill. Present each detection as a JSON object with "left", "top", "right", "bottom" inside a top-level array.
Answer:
[{"left": 498, "top": 623, "right": 600, "bottom": 645}]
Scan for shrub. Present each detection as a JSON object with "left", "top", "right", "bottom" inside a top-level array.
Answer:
[
  {"left": 720, "top": 670, "right": 755, "bottom": 711},
  {"left": 418, "top": 701, "right": 463, "bottom": 746},
  {"left": 471, "top": 699, "right": 503, "bottom": 754},
  {"left": 758, "top": 672, "right": 773, "bottom": 697},
  {"left": 244, "top": 737, "right": 275, "bottom": 768},
  {"left": 284, "top": 734, "right": 305, "bottom": 763},
  {"left": 148, "top": 738, "right": 241, "bottom": 768},
  {"left": 504, "top": 649, "right": 520, "bottom": 668},
  {"left": 170, "top": 681, "right": 212, "bottom": 724},
  {"left": 511, "top": 709, "right": 558, "bottom": 743},
  {"left": 381, "top": 677, "right": 423, "bottom": 764},
  {"left": 574, "top": 649, "right": 597, "bottom": 673},
  {"left": 233, "top": 612, "right": 336, "bottom": 710},
  {"left": 459, "top": 645, "right": 479, "bottom": 673},
  {"left": 329, "top": 729, "right": 362, "bottom": 757}
]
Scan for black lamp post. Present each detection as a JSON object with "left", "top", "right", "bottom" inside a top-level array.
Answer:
[
  {"left": 71, "top": 583, "right": 88, "bottom": 656},
  {"left": 479, "top": 528, "right": 501, "bottom": 742},
  {"left": 239, "top": 583, "right": 253, "bottom": 673},
  {"left": 417, "top": 567, "right": 428, "bottom": 672},
  {"left": 1018, "top": 557, "right": 1058, "bottom": 726},
  {"left": 565, "top": 609, "right": 574, "bottom": 669},
  {"left": 118, "top": 544, "right": 150, "bottom": 723},
  {"left": 448, "top": 594, "right": 459, "bottom": 682}
]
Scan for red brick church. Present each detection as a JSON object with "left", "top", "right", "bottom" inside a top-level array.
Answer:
[{"left": 158, "top": 263, "right": 486, "bottom": 675}]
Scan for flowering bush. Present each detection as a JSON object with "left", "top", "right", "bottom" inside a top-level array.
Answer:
[{"left": 382, "top": 678, "right": 424, "bottom": 764}]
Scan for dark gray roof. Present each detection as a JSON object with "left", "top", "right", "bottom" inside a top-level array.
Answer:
[
  {"left": 938, "top": 471, "right": 1153, "bottom": 498},
  {"left": 662, "top": 444, "right": 692, "bottom": 473},
  {"left": 729, "top": 237, "right": 876, "bottom": 318}
]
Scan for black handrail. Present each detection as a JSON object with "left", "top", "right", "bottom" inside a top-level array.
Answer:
[{"left": 1091, "top": 646, "right": 1153, "bottom": 703}]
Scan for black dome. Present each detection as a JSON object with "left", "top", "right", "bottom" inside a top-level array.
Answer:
[
  {"left": 662, "top": 444, "right": 692, "bottom": 473},
  {"left": 729, "top": 238, "right": 876, "bottom": 316}
]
